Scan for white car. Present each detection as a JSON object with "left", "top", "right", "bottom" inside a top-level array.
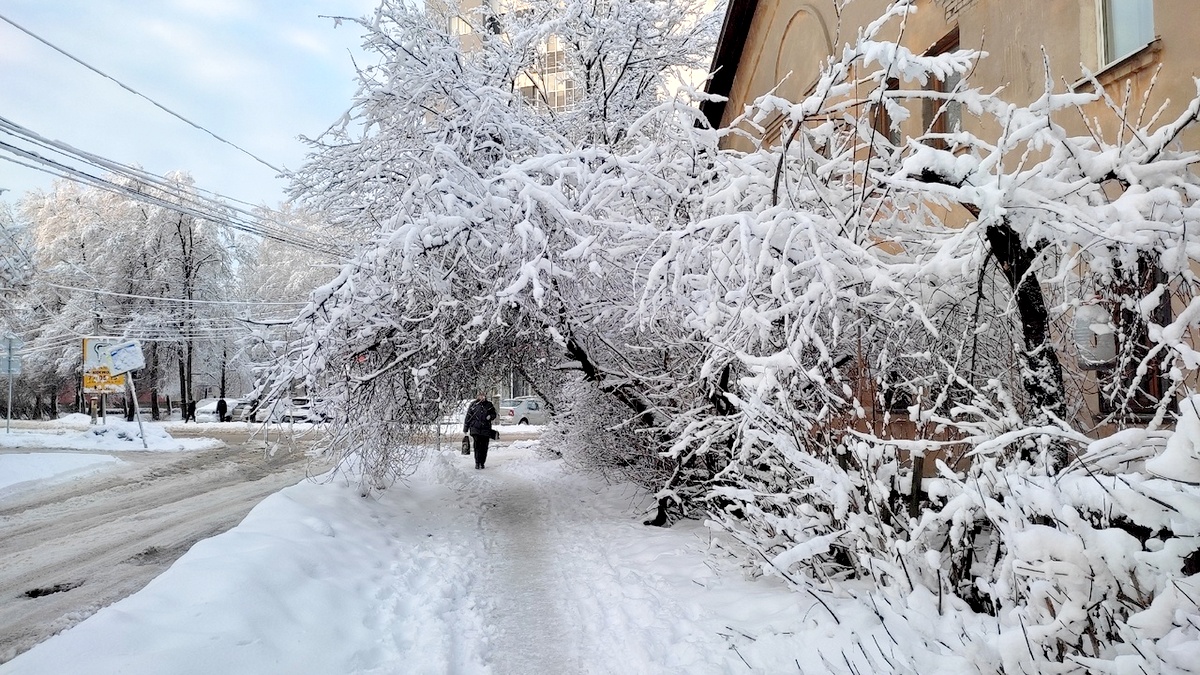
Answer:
[
  {"left": 193, "top": 398, "right": 221, "bottom": 422},
  {"left": 279, "top": 396, "right": 330, "bottom": 423},
  {"left": 497, "top": 397, "right": 546, "bottom": 425},
  {"left": 195, "top": 398, "right": 243, "bottom": 422}
]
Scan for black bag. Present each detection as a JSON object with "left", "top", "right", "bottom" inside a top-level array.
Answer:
[{"left": 490, "top": 429, "right": 499, "bottom": 440}]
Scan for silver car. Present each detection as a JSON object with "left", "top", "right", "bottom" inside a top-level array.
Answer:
[{"left": 497, "top": 397, "right": 546, "bottom": 425}]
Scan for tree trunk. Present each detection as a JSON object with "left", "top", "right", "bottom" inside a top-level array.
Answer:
[
  {"left": 912, "top": 172, "right": 1068, "bottom": 469},
  {"left": 185, "top": 339, "right": 194, "bottom": 404},
  {"left": 219, "top": 344, "right": 227, "bottom": 398},
  {"left": 178, "top": 358, "right": 187, "bottom": 412},
  {"left": 149, "top": 341, "right": 161, "bottom": 421},
  {"left": 985, "top": 222, "right": 1068, "bottom": 470}
]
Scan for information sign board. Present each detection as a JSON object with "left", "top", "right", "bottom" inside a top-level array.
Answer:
[
  {"left": 108, "top": 340, "right": 145, "bottom": 375},
  {"left": 82, "top": 337, "right": 126, "bottom": 394}
]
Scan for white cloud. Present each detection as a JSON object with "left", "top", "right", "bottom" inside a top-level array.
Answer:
[
  {"left": 0, "top": 1, "right": 376, "bottom": 206},
  {"left": 165, "top": 0, "right": 256, "bottom": 22},
  {"left": 139, "top": 18, "right": 269, "bottom": 91},
  {"left": 282, "top": 27, "right": 337, "bottom": 58}
]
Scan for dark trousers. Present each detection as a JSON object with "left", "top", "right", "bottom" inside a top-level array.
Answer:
[{"left": 471, "top": 433, "right": 491, "bottom": 467}]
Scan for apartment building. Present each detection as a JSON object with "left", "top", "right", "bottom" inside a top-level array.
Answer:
[{"left": 427, "top": 0, "right": 584, "bottom": 112}]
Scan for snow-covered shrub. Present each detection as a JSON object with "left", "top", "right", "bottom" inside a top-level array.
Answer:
[
  {"left": 643, "top": 1, "right": 1200, "bottom": 669},
  {"left": 542, "top": 381, "right": 673, "bottom": 494}
]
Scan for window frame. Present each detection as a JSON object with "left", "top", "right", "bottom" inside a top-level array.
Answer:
[
  {"left": 1098, "top": 0, "right": 1155, "bottom": 68},
  {"left": 870, "top": 77, "right": 901, "bottom": 147},
  {"left": 923, "top": 27, "right": 962, "bottom": 151}
]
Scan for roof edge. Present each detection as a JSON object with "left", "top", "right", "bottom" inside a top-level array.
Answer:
[{"left": 699, "top": 0, "right": 759, "bottom": 130}]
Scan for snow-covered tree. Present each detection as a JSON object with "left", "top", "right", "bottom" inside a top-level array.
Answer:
[
  {"left": 286, "top": 0, "right": 720, "bottom": 482},
  {"left": 0, "top": 202, "right": 31, "bottom": 306},
  {"left": 233, "top": 204, "right": 343, "bottom": 406},
  {"left": 19, "top": 174, "right": 239, "bottom": 416}
]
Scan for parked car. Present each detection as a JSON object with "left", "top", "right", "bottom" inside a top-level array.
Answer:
[
  {"left": 193, "top": 398, "right": 221, "bottom": 422},
  {"left": 497, "top": 397, "right": 546, "bottom": 425},
  {"left": 195, "top": 398, "right": 244, "bottom": 423},
  {"left": 279, "top": 396, "right": 331, "bottom": 423},
  {"left": 228, "top": 399, "right": 255, "bottom": 422}
]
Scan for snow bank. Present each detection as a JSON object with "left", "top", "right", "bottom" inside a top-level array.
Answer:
[
  {"left": 0, "top": 419, "right": 222, "bottom": 452},
  {"left": 0, "top": 453, "right": 122, "bottom": 495}
]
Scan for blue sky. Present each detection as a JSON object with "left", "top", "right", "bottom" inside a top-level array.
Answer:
[{"left": 0, "top": 0, "right": 380, "bottom": 208}]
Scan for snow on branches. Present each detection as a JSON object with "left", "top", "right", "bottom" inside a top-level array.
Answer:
[{"left": 291, "top": 0, "right": 1200, "bottom": 670}]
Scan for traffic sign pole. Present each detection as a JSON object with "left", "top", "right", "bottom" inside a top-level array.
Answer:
[
  {"left": 125, "top": 377, "right": 148, "bottom": 449},
  {"left": 4, "top": 335, "right": 21, "bottom": 434},
  {"left": 6, "top": 346, "right": 12, "bottom": 434}
]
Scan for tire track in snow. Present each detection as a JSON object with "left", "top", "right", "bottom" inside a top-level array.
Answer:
[{"left": 0, "top": 439, "right": 323, "bottom": 663}]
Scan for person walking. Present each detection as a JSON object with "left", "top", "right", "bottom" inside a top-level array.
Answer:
[
  {"left": 216, "top": 398, "right": 228, "bottom": 422},
  {"left": 463, "top": 392, "right": 497, "bottom": 470}
]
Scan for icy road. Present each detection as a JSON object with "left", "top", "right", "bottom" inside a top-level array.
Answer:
[{"left": 0, "top": 429, "right": 327, "bottom": 662}]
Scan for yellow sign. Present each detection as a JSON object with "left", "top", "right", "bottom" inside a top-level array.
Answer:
[
  {"left": 82, "top": 338, "right": 128, "bottom": 394},
  {"left": 83, "top": 366, "right": 126, "bottom": 394}
]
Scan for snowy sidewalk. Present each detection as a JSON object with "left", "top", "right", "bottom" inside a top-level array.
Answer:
[{"left": 1, "top": 441, "right": 921, "bottom": 674}]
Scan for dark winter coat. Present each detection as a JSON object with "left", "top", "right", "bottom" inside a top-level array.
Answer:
[{"left": 463, "top": 399, "right": 497, "bottom": 436}]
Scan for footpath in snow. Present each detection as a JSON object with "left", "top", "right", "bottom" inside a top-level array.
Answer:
[{"left": 1, "top": 439, "right": 970, "bottom": 674}]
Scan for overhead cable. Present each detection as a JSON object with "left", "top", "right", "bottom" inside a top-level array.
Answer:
[
  {"left": 0, "top": 117, "right": 348, "bottom": 258},
  {"left": 0, "top": 115, "right": 323, "bottom": 247},
  {"left": 41, "top": 282, "right": 310, "bottom": 307},
  {"left": 0, "top": 11, "right": 284, "bottom": 174}
]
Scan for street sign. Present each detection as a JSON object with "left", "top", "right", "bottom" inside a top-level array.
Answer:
[
  {"left": 2, "top": 334, "right": 22, "bottom": 351},
  {"left": 0, "top": 354, "right": 20, "bottom": 375},
  {"left": 108, "top": 340, "right": 145, "bottom": 375},
  {"left": 83, "top": 367, "right": 125, "bottom": 393},
  {"left": 82, "top": 337, "right": 126, "bottom": 394}
]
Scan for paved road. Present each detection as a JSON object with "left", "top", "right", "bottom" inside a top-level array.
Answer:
[{"left": 0, "top": 428, "right": 328, "bottom": 663}]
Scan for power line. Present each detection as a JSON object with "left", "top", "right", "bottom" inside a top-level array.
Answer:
[
  {"left": 0, "top": 116, "right": 349, "bottom": 258},
  {"left": 41, "top": 282, "right": 310, "bottom": 307},
  {"left": 0, "top": 11, "right": 284, "bottom": 174}
]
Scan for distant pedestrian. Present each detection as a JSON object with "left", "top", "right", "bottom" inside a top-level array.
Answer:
[
  {"left": 463, "top": 392, "right": 497, "bottom": 470},
  {"left": 216, "top": 398, "right": 228, "bottom": 422},
  {"left": 185, "top": 400, "right": 197, "bottom": 423}
]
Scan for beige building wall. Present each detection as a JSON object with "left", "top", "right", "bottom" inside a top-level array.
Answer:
[{"left": 718, "top": 0, "right": 1200, "bottom": 153}]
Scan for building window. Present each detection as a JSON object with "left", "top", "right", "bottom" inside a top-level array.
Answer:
[
  {"left": 449, "top": 16, "right": 472, "bottom": 36},
  {"left": 519, "top": 84, "right": 540, "bottom": 107},
  {"left": 535, "top": 49, "right": 566, "bottom": 76},
  {"left": 561, "top": 78, "right": 582, "bottom": 110},
  {"left": 882, "top": 371, "right": 914, "bottom": 413},
  {"left": 924, "top": 28, "right": 962, "bottom": 150},
  {"left": 1101, "top": 0, "right": 1154, "bottom": 65}
]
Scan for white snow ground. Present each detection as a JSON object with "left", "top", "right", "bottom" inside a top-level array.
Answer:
[{"left": 1, "top": 430, "right": 988, "bottom": 674}]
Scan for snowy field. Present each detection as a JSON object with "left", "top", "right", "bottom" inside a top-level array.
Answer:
[{"left": 0, "top": 435, "right": 990, "bottom": 675}]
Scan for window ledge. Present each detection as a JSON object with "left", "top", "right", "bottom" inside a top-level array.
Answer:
[{"left": 1072, "top": 39, "right": 1162, "bottom": 93}]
